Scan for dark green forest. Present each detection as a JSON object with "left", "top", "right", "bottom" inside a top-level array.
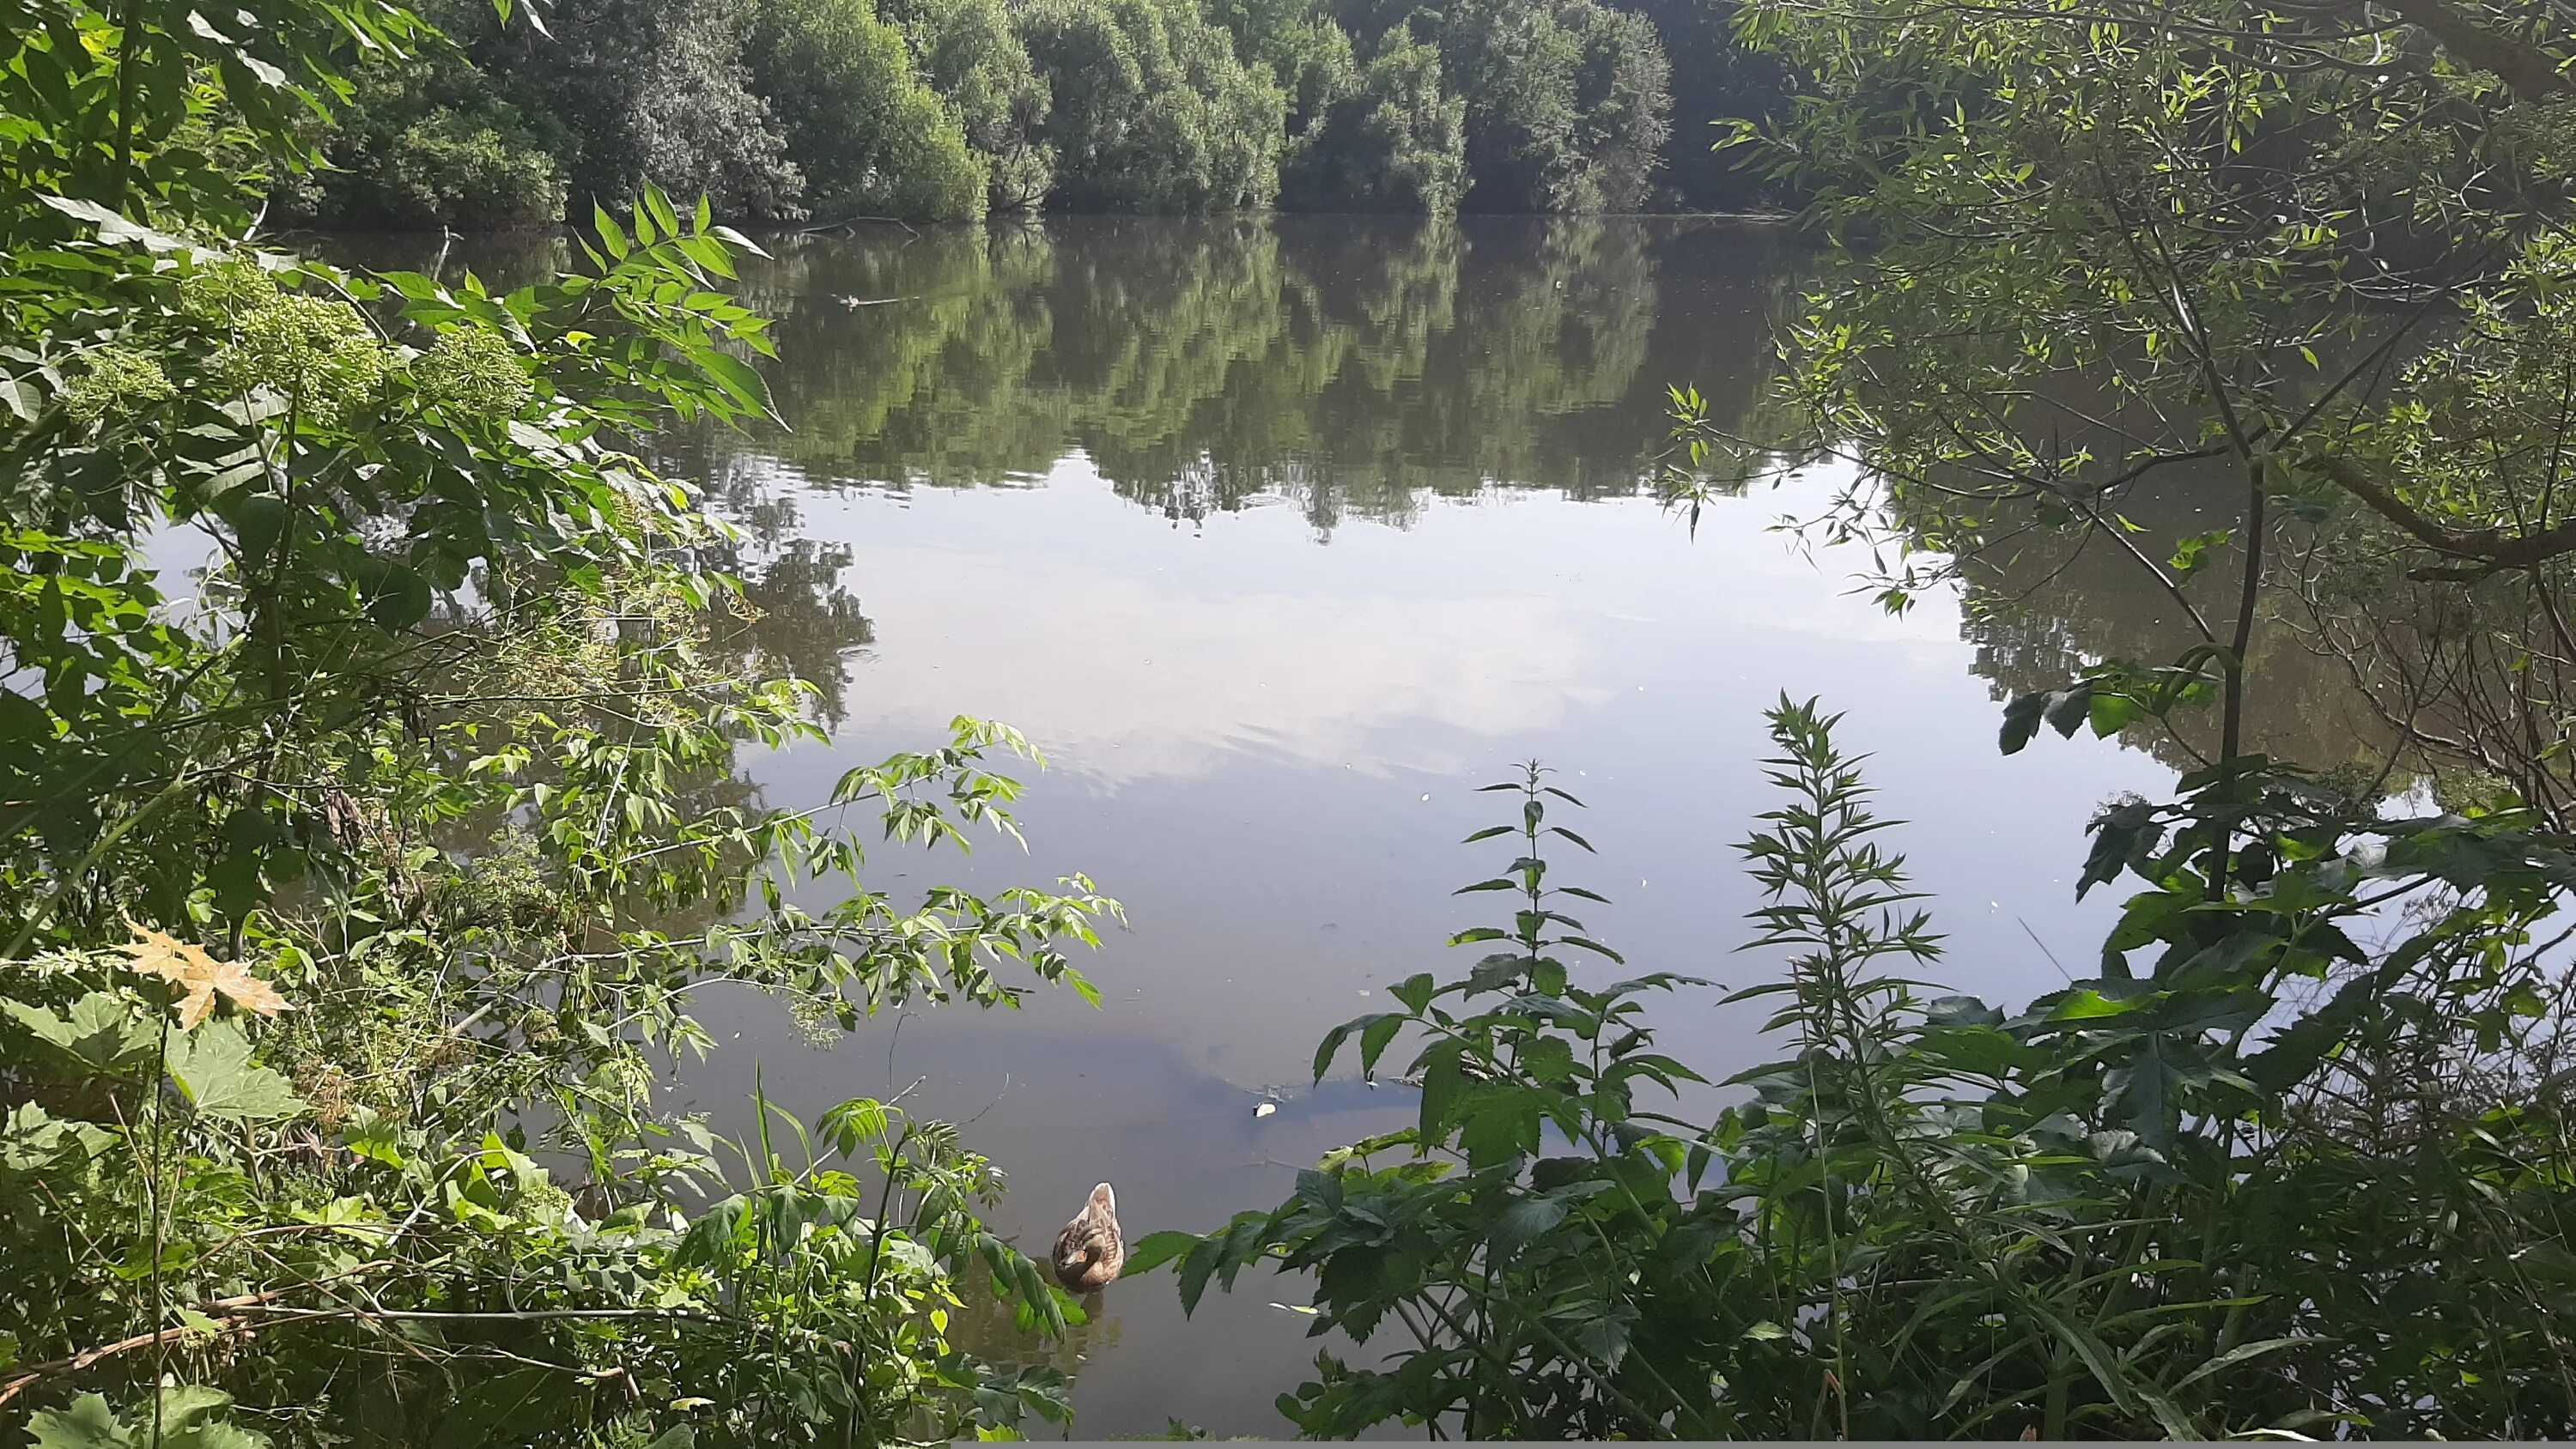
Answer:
[{"left": 281, "top": 0, "right": 1779, "bottom": 227}]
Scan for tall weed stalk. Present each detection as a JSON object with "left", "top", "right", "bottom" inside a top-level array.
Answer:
[{"left": 1138, "top": 696, "right": 2576, "bottom": 1439}]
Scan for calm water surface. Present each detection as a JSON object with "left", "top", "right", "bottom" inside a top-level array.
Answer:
[{"left": 356, "top": 216, "right": 2278, "bottom": 1434}]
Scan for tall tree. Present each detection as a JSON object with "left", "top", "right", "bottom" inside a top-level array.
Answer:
[
  {"left": 471, "top": 0, "right": 801, "bottom": 217},
  {"left": 881, "top": 0, "right": 1059, "bottom": 209},
  {"left": 1016, "top": 0, "right": 1287, "bottom": 211},
  {"left": 1412, "top": 0, "right": 1674, "bottom": 211},
  {"left": 1681, "top": 0, "right": 2576, "bottom": 809},
  {"left": 1280, "top": 36, "right": 1469, "bottom": 212},
  {"left": 1609, "top": 0, "right": 1789, "bottom": 209},
  {"left": 748, "top": 0, "right": 988, "bottom": 221}
]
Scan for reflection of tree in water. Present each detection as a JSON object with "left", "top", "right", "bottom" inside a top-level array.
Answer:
[
  {"left": 944, "top": 1273, "right": 1127, "bottom": 1391},
  {"left": 722, "top": 215, "right": 1789, "bottom": 534},
  {"left": 636, "top": 460, "right": 883, "bottom": 730},
  {"left": 311, "top": 230, "right": 574, "bottom": 292},
  {"left": 714, "top": 538, "right": 877, "bottom": 729},
  {"left": 1947, "top": 473, "right": 2385, "bottom": 775},
  {"left": 753, "top": 222, "right": 1072, "bottom": 481}
]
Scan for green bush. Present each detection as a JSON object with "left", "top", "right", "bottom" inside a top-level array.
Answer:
[
  {"left": 0, "top": 0, "right": 1109, "bottom": 1430},
  {"left": 472, "top": 0, "right": 803, "bottom": 219},
  {"left": 1141, "top": 702, "right": 2576, "bottom": 1437},
  {"left": 750, "top": 0, "right": 989, "bottom": 221},
  {"left": 289, "top": 46, "right": 570, "bottom": 227},
  {"left": 1017, "top": 0, "right": 1286, "bottom": 212},
  {"left": 1280, "top": 37, "right": 1467, "bottom": 213},
  {"left": 882, "top": 0, "right": 1059, "bottom": 209}
]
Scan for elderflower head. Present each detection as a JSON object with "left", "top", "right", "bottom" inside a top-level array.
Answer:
[
  {"left": 410, "top": 325, "right": 534, "bottom": 420},
  {"left": 64, "top": 346, "right": 176, "bottom": 421},
  {"left": 210, "top": 292, "right": 396, "bottom": 426},
  {"left": 179, "top": 256, "right": 278, "bottom": 320}
]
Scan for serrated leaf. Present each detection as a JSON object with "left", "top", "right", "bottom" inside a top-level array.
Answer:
[
  {"left": 1490, "top": 1194, "right": 1569, "bottom": 1250},
  {"left": 27, "top": 1395, "right": 132, "bottom": 1449},
  {"left": 119, "top": 919, "right": 289, "bottom": 1029},
  {"left": 1121, "top": 1229, "right": 1199, "bottom": 1278},
  {"left": 165, "top": 1022, "right": 305, "bottom": 1123},
  {"left": 3, "top": 992, "right": 157, "bottom": 1074}
]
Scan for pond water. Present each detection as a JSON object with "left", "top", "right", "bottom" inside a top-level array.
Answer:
[{"left": 340, "top": 215, "right": 2338, "bottom": 1434}]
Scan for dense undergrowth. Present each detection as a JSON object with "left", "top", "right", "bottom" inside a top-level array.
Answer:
[
  {"left": 0, "top": 0, "right": 1117, "bottom": 1440},
  {"left": 1140, "top": 706, "right": 2576, "bottom": 1436}
]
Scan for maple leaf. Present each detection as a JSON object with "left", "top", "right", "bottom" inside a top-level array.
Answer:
[{"left": 118, "top": 920, "right": 292, "bottom": 1030}]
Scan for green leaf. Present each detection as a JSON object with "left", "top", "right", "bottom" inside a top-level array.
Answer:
[
  {"left": 1121, "top": 1229, "right": 1200, "bottom": 1278},
  {"left": 3, "top": 992, "right": 157, "bottom": 1075},
  {"left": 343, "top": 1110, "right": 406, "bottom": 1167},
  {"left": 1568, "top": 1302, "right": 1637, "bottom": 1370},
  {"left": 166, "top": 1022, "right": 306, "bottom": 1123},
  {"left": 710, "top": 225, "right": 772, "bottom": 258},
  {"left": 1417, "top": 1041, "right": 1467, "bottom": 1136},
  {"left": 594, "top": 205, "right": 630, "bottom": 260},
  {"left": 1177, "top": 1233, "right": 1224, "bottom": 1315},
  {"left": 2043, "top": 682, "right": 2093, "bottom": 738},
  {"left": 1311, "top": 1019, "right": 1355, "bottom": 1081},
  {"left": 1358, "top": 1013, "right": 1403, "bottom": 1073},
  {"left": 28, "top": 1396, "right": 133, "bottom": 1449},
  {"left": 354, "top": 556, "right": 431, "bottom": 631},
  {"left": 228, "top": 493, "right": 289, "bottom": 562},
  {"left": 1388, "top": 973, "right": 1436, "bottom": 1013},
  {"left": 2168, "top": 527, "right": 2233, "bottom": 579},
  {"left": 1490, "top": 1194, "right": 1569, "bottom": 1250},
  {"left": 2000, "top": 691, "right": 2048, "bottom": 754}
]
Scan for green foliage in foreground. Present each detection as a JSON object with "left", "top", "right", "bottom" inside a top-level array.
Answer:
[
  {"left": 0, "top": 0, "right": 1115, "bottom": 1439},
  {"left": 1137, "top": 702, "right": 2576, "bottom": 1438}
]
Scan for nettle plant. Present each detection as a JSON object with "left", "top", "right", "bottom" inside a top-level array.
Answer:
[{"left": 1139, "top": 698, "right": 2576, "bottom": 1439}]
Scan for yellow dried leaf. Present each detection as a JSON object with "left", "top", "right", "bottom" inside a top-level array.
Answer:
[{"left": 118, "top": 919, "right": 291, "bottom": 1030}]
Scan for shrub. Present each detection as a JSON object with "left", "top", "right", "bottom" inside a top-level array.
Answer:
[
  {"left": 1140, "top": 701, "right": 2576, "bottom": 1437},
  {"left": 750, "top": 0, "right": 989, "bottom": 221},
  {"left": 1017, "top": 0, "right": 1286, "bottom": 212},
  {"left": 1280, "top": 38, "right": 1467, "bottom": 213}
]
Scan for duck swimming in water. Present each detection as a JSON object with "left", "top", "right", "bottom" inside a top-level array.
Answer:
[{"left": 1051, "top": 1182, "right": 1124, "bottom": 1291}]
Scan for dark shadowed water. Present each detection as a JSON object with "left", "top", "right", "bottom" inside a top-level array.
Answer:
[{"left": 331, "top": 215, "right": 2358, "bottom": 1435}]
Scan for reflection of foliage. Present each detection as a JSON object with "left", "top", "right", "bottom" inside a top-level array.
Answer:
[
  {"left": 716, "top": 537, "right": 882, "bottom": 729},
  {"left": 1920, "top": 477, "right": 2383, "bottom": 774},
  {"left": 714, "top": 215, "right": 1757, "bottom": 533},
  {"left": 1680, "top": 0, "right": 2576, "bottom": 826}
]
